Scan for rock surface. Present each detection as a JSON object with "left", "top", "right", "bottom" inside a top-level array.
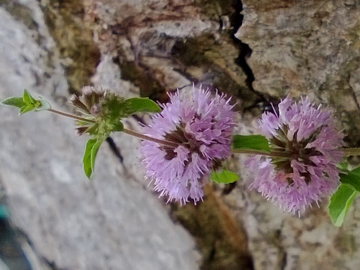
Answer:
[
  {"left": 234, "top": 1, "right": 360, "bottom": 269},
  {"left": 0, "top": 1, "right": 199, "bottom": 269},
  {"left": 2, "top": 0, "right": 360, "bottom": 269}
]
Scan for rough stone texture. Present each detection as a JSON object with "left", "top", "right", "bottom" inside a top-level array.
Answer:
[
  {"left": 236, "top": 0, "right": 360, "bottom": 144},
  {"left": 0, "top": 1, "right": 199, "bottom": 269},
  {"left": 89, "top": 0, "right": 258, "bottom": 108},
  {"left": 87, "top": 0, "right": 256, "bottom": 269},
  {"left": 3, "top": 0, "right": 360, "bottom": 269},
  {"left": 233, "top": 1, "right": 360, "bottom": 269}
]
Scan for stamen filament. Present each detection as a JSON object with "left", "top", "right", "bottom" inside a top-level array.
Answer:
[{"left": 123, "top": 128, "right": 179, "bottom": 148}]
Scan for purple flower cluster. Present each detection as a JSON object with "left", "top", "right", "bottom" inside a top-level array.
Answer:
[
  {"left": 140, "top": 86, "right": 236, "bottom": 204},
  {"left": 247, "top": 96, "right": 343, "bottom": 214}
]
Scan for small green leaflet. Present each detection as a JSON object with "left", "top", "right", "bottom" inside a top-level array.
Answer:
[
  {"left": 232, "top": 134, "right": 270, "bottom": 153},
  {"left": 339, "top": 171, "right": 360, "bottom": 192},
  {"left": 350, "top": 166, "right": 360, "bottom": 175},
  {"left": 19, "top": 104, "right": 35, "bottom": 115},
  {"left": 83, "top": 138, "right": 103, "bottom": 179},
  {"left": 328, "top": 166, "right": 360, "bottom": 226},
  {"left": 1, "top": 89, "right": 51, "bottom": 115},
  {"left": 337, "top": 166, "right": 360, "bottom": 192},
  {"left": 22, "top": 89, "right": 36, "bottom": 104},
  {"left": 210, "top": 169, "right": 239, "bottom": 184},
  {"left": 124, "top": 97, "right": 161, "bottom": 115},
  {"left": 1, "top": 97, "right": 26, "bottom": 108},
  {"left": 328, "top": 184, "right": 357, "bottom": 227}
]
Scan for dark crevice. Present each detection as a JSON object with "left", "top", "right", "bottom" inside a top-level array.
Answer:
[
  {"left": 281, "top": 252, "right": 288, "bottom": 270},
  {"left": 106, "top": 137, "right": 124, "bottom": 164},
  {"left": 40, "top": 257, "right": 64, "bottom": 270},
  {"left": 229, "top": 1, "right": 257, "bottom": 96},
  {"left": 229, "top": 0, "right": 279, "bottom": 113},
  {"left": 2, "top": 222, "right": 66, "bottom": 270},
  {"left": 349, "top": 81, "right": 360, "bottom": 111},
  {"left": 272, "top": 228, "right": 287, "bottom": 270}
]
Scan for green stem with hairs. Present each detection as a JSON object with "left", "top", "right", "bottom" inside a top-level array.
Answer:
[
  {"left": 47, "top": 108, "right": 96, "bottom": 123},
  {"left": 233, "top": 148, "right": 360, "bottom": 158},
  {"left": 47, "top": 107, "right": 360, "bottom": 158},
  {"left": 47, "top": 107, "right": 179, "bottom": 147},
  {"left": 231, "top": 149, "right": 291, "bottom": 158},
  {"left": 341, "top": 148, "right": 360, "bottom": 157}
]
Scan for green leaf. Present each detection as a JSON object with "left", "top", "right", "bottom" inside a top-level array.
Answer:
[
  {"left": 349, "top": 166, "right": 360, "bottom": 176},
  {"left": 232, "top": 134, "right": 270, "bottom": 152},
  {"left": 19, "top": 104, "right": 35, "bottom": 115},
  {"left": 210, "top": 169, "right": 239, "bottom": 184},
  {"left": 1, "top": 97, "right": 26, "bottom": 108},
  {"left": 91, "top": 140, "right": 102, "bottom": 170},
  {"left": 111, "top": 121, "right": 124, "bottom": 132},
  {"left": 83, "top": 138, "right": 103, "bottom": 179},
  {"left": 83, "top": 139, "right": 97, "bottom": 178},
  {"left": 22, "top": 89, "right": 36, "bottom": 104},
  {"left": 1, "top": 90, "right": 51, "bottom": 115},
  {"left": 328, "top": 184, "right": 357, "bottom": 227},
  {"left": 124, "top": 97, "right": 161, "bottom": 115},
  {"left": 339, "top": 167, "right": 360, "bottom": 192}
]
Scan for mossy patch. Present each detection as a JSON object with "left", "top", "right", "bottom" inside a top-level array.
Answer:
[
  {"left": 334, "top": 233, "right": 357, "bottom": 255},
  {"left": 194, "top": 0, "right": 234, "bottom": 18},
  {"left": 171, "top": 185, "right": 254, "bottom": 270},
  {"left": 42, "top": 0, "right": 100, "bottom": 94},
  {"left": 171, "top": 34, "right": 213, "bottom": 67},
  {"left": 117, "top": 59, "right": 168, "bottom": 103}
]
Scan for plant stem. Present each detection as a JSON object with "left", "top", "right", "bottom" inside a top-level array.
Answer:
[
  {"left": 47, "top": 108, "right": 96, "bottom": 123},
  {"left": 232, "top": 149, "right": 290, "bottom": 157},
  {"left": 123, "top": 128, "right": 179, "bottom": 148},
  {"left": 233, "top": 148, "right": 360, "bottom": 157},
  {"left": 46, "top": 107, "right": 360, "bottom": 159},
  {"left": 341, "top": 148, "right": 360, "bottom": 157}
]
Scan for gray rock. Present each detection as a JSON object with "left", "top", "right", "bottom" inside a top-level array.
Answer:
[
  {"left": 0, "top": 2, "right": 199, "bottom": 270},
  {"left": 234, "top": 1, "right": 360, "bottom": 269}
]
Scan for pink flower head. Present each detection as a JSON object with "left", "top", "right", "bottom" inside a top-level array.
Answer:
[
  {"left": 247, "top": 96, "right": 343, "bottom": 214},
  {"left": 140, "top": 86, "right": 236, "bottom": 204}
]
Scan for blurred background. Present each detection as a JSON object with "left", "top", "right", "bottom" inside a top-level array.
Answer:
[{"left": 1, "top": 0, "right": 360, "bottom": 269}]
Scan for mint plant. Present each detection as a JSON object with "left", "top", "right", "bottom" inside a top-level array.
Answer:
[{"left": 2, "top": 86, "right": 360, "bottom": 226}]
